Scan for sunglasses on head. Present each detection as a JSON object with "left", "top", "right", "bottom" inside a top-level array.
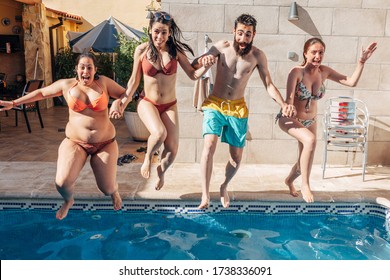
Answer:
[{"left": 153, "top": 12, "right": 171, "bottom": 21}]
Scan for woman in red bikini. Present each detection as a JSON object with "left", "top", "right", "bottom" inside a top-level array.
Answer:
[
  {"left": 0, "top": 53, "right": 126, "bottom": 220},
  {"left": 111, "top": 11, "right": 212, "bottom": 190}
]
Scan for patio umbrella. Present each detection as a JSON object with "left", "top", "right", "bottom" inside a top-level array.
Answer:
[{"left": 69, "top": 16, "right": 144, "bottom": 53}]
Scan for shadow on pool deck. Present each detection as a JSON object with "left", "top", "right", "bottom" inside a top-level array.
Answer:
[{"left": 0, "top": 106, "right": 389, "bottom": 207}]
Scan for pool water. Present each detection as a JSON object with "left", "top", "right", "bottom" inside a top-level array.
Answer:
[{"left": 0, "top": 210, "right": 389, "bottom": 260}]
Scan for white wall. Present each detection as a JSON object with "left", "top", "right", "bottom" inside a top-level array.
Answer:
[{"left": 159, "top": 0, "right": 390, "bottom": 166}]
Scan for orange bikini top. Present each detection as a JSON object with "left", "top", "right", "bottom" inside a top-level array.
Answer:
[
  {"left": 67, "top": 81, "right": 109, "bottom": 112},
  {"left": 141, "top": 55, "right": 177, "bottom": 77}
]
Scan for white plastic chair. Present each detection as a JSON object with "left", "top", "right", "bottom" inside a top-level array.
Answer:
[{"left": 322, "top": 96, "right": 369, "bottom": 181}]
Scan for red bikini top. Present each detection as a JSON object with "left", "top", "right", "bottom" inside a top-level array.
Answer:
[
  {"left": 67, "top": 81, "right": 109, "bottom": 112},
  {"left": 141, "top": 55, "right": 177, "bottom": 77}
]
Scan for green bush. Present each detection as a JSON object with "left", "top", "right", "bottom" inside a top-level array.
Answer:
[
  {"left": 95, "top": 53, "right": 114, "bottom": 79},
  {"left": 54, "top": 47, "right": 78, "bottom": 80}
]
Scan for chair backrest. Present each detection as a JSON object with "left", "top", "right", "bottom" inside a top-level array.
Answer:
[
  {"left": 22, "top": 80, "right": 44, "bottom": 96},
  {"left": 324, "top": 96, "right": 369, "bottom": 127},
  {"left": 329, "top": 98, "right": 357, "bottom": 126}
]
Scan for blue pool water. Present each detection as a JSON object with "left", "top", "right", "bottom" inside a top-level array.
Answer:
[{"left": 0, "top": 209, "right": 389, "bottom": 260}]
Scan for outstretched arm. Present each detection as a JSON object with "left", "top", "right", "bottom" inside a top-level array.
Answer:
[
  {"left": 256, "top": 49, "right": 295, "bottom": 117},
  {"left": 190, "top": 43, "right": 222, "bottom": 75},
  {"left": 177, "top": 51, "right": 215, "bottom": 80},
  {"left": 326, "top": 42, "right": 377, "bottom": 87},
  {"left": 0, "top": 79, "right": 66, "bottom": 111}
]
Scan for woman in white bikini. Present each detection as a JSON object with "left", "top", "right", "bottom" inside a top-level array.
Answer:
[{"left": 277, "top": 37, "right": 377, "bottom": 203}]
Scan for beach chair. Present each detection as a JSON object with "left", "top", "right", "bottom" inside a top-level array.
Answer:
[
  {"left": 12, "top": 79, "right": 44, "bottom": 133},
  {"left": 322, "top": 96, "right": 369, "bottom": 180}
]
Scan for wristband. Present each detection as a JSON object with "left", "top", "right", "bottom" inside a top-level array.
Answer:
[{"left": 12, "top": 100, "right": 17, "bottom": 107}]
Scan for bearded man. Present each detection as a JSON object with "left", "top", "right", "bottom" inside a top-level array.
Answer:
[{"left": 192, "top": 13, "right": 295, "bottom": 209}]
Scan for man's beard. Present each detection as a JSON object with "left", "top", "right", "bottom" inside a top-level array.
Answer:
[{"left": 233, "top": 40, "right": 252, "bottom": 56}]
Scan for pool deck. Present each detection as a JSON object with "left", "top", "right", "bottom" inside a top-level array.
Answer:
[{"left": 0, "top": 106, "right": 390, "bottom": 208}]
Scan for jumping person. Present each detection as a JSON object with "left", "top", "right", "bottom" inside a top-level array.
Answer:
[
  {"left": 0, "top": 53, "right": 126, "bottom": 219},
  {"left": 277, "top": 37, "right": 377, "bottom": 203}
]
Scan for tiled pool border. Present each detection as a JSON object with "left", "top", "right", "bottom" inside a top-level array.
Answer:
[{"left": 0, "top": 199, "right": 388, "bottom": 219}]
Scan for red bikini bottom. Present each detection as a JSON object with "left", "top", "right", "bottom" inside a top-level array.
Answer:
[{"left": 141, "top": 96, "right": 177, "bottom": 114}]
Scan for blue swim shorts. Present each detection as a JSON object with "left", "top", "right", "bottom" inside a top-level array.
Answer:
[{"left": 202, "top": 95, "right": 248, "bottom": 148}]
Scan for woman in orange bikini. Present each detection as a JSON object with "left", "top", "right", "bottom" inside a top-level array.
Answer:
[
  {"left": 0, "top": 53, "right": 126, "bottom": 220},
  {"left": 112, "top": 11, "right": 212, "bottom": 190},
  {"left": 277, "top": 37, "right": 377, "bottom": 203}
]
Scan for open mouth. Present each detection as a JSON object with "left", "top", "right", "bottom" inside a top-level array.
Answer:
[{"left": 81, "top": 75, "right": 91, "bottom": 83}]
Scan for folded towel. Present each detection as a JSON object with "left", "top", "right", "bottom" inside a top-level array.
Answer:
[{"left": 193, "top": 77, "right": 212, "bottom": 112}]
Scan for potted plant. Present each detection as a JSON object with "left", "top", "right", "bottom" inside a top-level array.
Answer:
[{"left": 114, "top": 33, "right": 149, "bottom": 141}]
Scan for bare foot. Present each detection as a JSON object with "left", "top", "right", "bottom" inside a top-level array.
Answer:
[
  {"left": 155, "top": 165, "right": 164, "bottom": 191},
  {"left": 301, "top": 185, "right": 314, "bottom": 203},
  {"left": 220, "top": 186, "right": 230, "bottom": 208},
  {"left": 285, "top": 167, "right": 300, "bottom": 197},
  {"left": 198, "top": 198, "right": 209, "bottom": 209},
  {"left": 111, "top": 190, "right": 122, "bottom": 210},
  {"left": 140, "top": 157, "right": 151, "bottom": 178},
  {"left": 56, "top": 198, "right": 74, "bottom": 220}
]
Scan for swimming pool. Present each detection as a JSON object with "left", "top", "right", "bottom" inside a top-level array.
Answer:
[{"left": 0, "top": 200, "right": 389, "bottom": 260}]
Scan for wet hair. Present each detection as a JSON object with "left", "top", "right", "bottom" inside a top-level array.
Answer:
[
  {"left": 301, "top": 37, "right": 326, "bottom": 66},
  {"left": 234, "top": 14, "right": 257, "bottom": 32},
  {"left": 75, "top": 52, "right": 99, "bottom": 80},
  {"left": 147, "top": 11, "right": 194, "bottom": 62}
]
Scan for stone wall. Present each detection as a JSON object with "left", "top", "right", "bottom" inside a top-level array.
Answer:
[
  {"left": 160, "top": 0, "right": 390, "bottom": 166},
  {"left": 22, "top": 3, "right": 53, "bottom": 108}
]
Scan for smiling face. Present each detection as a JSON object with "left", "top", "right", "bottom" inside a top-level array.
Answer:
[
  {"left": 233, "top": 23, "right": 255, "bottom": 56},
  {"left": 304, "top": 42, "right": 325, "bottom": 67},
  {"left": 150, "top": 22, "right": 171, "bottom": 50},
  {"left": 76, "top": 57, "right": 97, "bottom": 86}
]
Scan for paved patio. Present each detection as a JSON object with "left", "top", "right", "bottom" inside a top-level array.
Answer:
[{"left": 0, "top": 106, "right": 389, "bottom": 208}]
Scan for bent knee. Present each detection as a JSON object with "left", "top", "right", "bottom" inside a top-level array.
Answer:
[
  {"left": 55, "top": 181, "right": 71, "bottom": 190},
  {"left": 303, "top": 137, "right": 317, "bottom": 150},
  {"left": 229, "top": 156, "right": 242, "bottom": 168},
  {"left": 150, "top": 128, "right": 167, "bottom": 142},
  {"left": 203, "top": 136, "right": 218, "bottom": 151},
  {"left": 98, "top": 184, "right": 118, "bottom": 196}
]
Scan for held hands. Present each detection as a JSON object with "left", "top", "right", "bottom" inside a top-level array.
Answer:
[
  {"left": 0, "top": 100, "right": 14, "bottom": 111},
  {"left": 199, "top": 55, "right": 216, "bottom": 68},
  {"left": 360, "top": 42, "right": 377, "bottom": 64},
  {"left": 109, "top": 99, "right": 125, "bottom": 119},
  {"left": 281, "top": 103, "right": 296, "bottom": 118}
]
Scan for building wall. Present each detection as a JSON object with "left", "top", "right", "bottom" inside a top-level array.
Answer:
[
  {"left": 42, "top": 0, "right": 152, "bottom": 32},
  {"left": 38, "top": 0, "right": 390, "bottom": 166},
  {"left": 159, "top": 0, "right": 390, "bottom": 166},
  {"left": 0, "top": 0, "right": 25, "bottom": 84}
]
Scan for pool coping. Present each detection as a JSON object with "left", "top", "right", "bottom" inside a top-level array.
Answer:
[{"left": 0, "top": 198, "right": 388, "bottom": 219}]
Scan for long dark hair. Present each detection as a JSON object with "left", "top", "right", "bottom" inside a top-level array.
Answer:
[
  {"left": 147, "top": 11, "right": 194, "bottom": 62},
  {"left": 301, "top": 37, "right": 326, "bottom": 66}
]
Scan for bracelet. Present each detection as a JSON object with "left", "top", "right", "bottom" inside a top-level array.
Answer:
[
  {"left": 359, "top": 58, "right": 366, "bottom": 64},
  {"left": 12, "top": 100, "right": 17, "bottom": 107}
]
